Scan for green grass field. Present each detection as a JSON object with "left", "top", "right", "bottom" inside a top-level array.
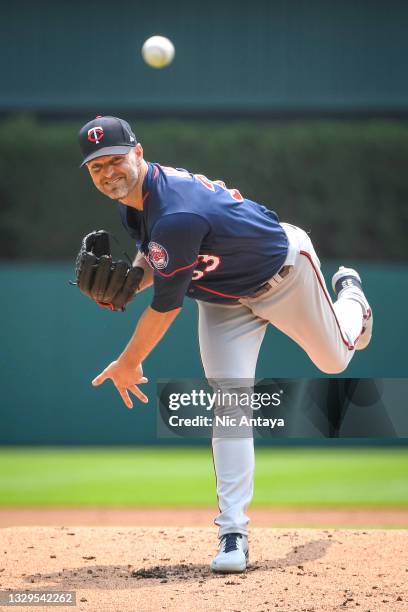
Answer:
[{"left": 0, "top": 447, "right": 407, "bottom": 508}]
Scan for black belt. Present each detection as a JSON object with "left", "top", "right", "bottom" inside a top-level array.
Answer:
[{"left": 246, "top": 265, "right": 291, "bottom": 299}]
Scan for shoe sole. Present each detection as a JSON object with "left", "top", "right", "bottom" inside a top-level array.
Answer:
[
  {"left": 332, "top": 266, "right": 373, "bottom": 350},
  {"left": 210, "top": 562, "right": 247, "bottom": 573}
]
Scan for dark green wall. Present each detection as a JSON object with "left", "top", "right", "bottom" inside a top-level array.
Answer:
[
  {"left": 1, "top": 119, "right": 408, "bottom": 261},
  {"left": 2, "top": 1, "right": 408, "bottom": 114},
  {"left": 0, "top": 263, "right": 406, "bottom": 445}
]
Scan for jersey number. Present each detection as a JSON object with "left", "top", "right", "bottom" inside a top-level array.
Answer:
[
  {"left": 161, "top": 167, "right": 244, "bottom": 203},
  {"left": 192, "top": 254, "right": 221, "bottom": 280},
  {"left": 195, "top": 174, "right": 244, "bottom": 202}
]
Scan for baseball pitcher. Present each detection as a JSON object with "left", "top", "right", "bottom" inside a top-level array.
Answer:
[{"left": 76, "top": 116, "right": 373, "bottom": 573}]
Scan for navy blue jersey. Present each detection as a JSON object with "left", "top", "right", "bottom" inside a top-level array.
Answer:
[{"left": 118, "top": 163, "right": 288, "bottom": 312}]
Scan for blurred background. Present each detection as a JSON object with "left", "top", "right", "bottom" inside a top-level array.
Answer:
[{"left": 0, "top": 1, "right": 407, "bottom": 516}]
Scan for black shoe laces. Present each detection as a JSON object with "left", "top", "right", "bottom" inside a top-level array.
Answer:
[{"left": 223, "top": 533, "right": 241, "bottom": 553}]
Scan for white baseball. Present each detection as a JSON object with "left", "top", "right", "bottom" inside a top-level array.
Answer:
[{"left": 142, "top": 35, "right": 175, "bottom": 69}]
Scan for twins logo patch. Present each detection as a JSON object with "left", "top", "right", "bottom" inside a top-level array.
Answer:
[{"left": 148, "top": 241, "right": 169, "bottom": 270}]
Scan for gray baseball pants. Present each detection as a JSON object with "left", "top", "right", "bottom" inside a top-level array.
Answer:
[{"left": 197, "top": 223, "right": 364, "bottom": 537}]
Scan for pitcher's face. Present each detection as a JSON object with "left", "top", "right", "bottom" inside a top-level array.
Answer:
[{"left": 87, "top": 147, "right": 142, "bottom": 200}]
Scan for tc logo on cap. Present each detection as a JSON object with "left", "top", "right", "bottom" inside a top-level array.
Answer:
[{"left": 87, "top": 127, "right": 104, "bottom": 145}]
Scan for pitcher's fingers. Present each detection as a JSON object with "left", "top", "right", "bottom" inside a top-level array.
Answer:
[
  {"left": 92, "top": 370, "right": 110, "bottom": 386},
  {"left": 129, "top": 385, "right": 148, "bottom": 404},
  {"left": 116, "top": 385, "right": 133, "bottom": 409}
]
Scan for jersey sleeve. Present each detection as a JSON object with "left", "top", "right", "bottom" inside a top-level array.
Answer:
[{"left": 148, "top": 212, "right": 209, "bottom": 312}]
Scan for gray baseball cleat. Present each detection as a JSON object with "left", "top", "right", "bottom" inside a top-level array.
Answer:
[
  {"left": 210, "top": 533, "right": 249, "bottom": 573},
  {"left": 331, "top": 266, "right": 373, "bottom": 350}
]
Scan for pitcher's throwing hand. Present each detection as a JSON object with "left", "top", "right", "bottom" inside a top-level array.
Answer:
[{"left": 92, "top": 360, "right": 148, "bottom": 409}]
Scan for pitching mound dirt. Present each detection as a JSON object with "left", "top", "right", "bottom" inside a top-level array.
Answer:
[{"left": 0, "top": 527, "right": 406, "bottom": 611}]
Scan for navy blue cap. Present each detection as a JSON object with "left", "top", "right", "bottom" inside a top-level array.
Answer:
[{"left": 79, "top": 116, "right": 137, "bottom": 167}]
